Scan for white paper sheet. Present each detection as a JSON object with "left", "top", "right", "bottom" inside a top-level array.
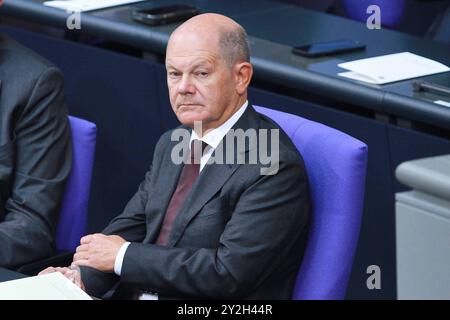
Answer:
[
  {"left": 338, "top": 52, "right": 450, "bottom": 84},
  {"left": 43, "top": 0, "right": 145, "bottom": 12},
  {"left": 0, "top": 272, "right": 92, "bottom": 300}
]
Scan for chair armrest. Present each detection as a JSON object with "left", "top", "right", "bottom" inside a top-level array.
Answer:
[{"left": 16, "top": 251, "right": 74, "bottom": 276}]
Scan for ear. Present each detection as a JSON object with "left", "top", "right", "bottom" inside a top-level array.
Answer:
[{"left": 234, "top": 62, "right": 253, "bottom": 95}]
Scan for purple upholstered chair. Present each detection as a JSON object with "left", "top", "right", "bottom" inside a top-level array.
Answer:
[
  {"left": 254, "top": 106, "right": 368, "bottom": 300},
  {"left": 342, "top": 0, "right": 405, "bottom": 28},
  {"left": 55, "top": 116, "right": 97, "bottom": 252}
]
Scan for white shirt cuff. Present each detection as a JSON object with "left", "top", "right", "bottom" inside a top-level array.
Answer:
[{"left": 114, "top": 242, "right": 131, "bottom": 276}]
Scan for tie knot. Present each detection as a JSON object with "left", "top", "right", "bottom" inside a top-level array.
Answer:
[{"left": 190, "top": 139, "right": 207, "bottom": 164}]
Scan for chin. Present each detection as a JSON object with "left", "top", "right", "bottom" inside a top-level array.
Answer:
[
  {"left": 176, "top": 107, "right": 209, "bottom": 124},
  {"left": 177, "top": 114, "right": 205, "bottom": 127}
]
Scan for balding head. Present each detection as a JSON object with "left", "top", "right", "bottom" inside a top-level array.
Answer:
[{"left": 168, "top": 13, "right": 250, "bottom": 66}]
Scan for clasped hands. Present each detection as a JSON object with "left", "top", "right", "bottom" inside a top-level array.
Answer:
[{"left": 39, "top": 234, "right": 126, "bottom": 291}]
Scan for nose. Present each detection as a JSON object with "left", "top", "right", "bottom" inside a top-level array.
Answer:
[{"left": 178, "top": 74, "right": 196, "bottom": 95}]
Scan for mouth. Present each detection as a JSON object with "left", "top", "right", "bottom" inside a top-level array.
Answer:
[{"left": 178, "top": 104, "right": 200, "bottom": 110}]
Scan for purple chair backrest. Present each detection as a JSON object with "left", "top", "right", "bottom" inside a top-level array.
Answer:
[
  {"left": 342, "top": 0, "right": 405, "bottom": 28},
  {"left": 55, "top": 116, "right": 97, "bottom": 252},
  {"left": 254, "top": 106, "right": 368, "bottom": 300}
]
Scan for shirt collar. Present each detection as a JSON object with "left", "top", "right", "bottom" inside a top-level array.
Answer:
[{"left": 190, "top": 100, "right": 248, "bottom": 149}]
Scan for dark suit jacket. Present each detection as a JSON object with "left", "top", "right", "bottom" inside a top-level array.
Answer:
[
  {"left": 0, "top": 34, "right": 72, "bottom": 268},
  {"left": 82, "top": 105, "right": 310, "bottom": 299}
]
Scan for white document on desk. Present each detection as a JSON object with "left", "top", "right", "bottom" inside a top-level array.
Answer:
[
  {"left": 43, "top": 0, "right": 145, "bottom": 12},
  {"left": 338, "top": 52, "right": 450, "bottom": 84},
  {"left": 0, "top": 272, "right": 92, "bottom": 300}
]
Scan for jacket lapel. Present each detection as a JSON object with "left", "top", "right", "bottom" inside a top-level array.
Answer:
[
  {"left": 167, "top": 104, "right": 261, "bottom": 246},
  {"left": 167, "top": 161, "right": 240, "bottom": 247}
]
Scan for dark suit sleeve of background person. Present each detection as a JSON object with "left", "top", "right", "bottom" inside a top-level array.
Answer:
[
  {"left": 0, "top": 56, "right": 72, "bottom": 268},
  {"left": 81, "top": 116, "right": 311, "bottom": 299}
]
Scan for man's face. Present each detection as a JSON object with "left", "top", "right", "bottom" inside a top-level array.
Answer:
[{"left": 165, "top": 32, "right": 238, "bottom": 132}]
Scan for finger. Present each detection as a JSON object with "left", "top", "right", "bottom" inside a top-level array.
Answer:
[
  {"left": 72, "top": 275, "right": 85, "bottom": 291},
  {"left": 80, "top": 234, "right": 93, "bottom": 245},
  {"left": 48, "top": 267, "right": 69, "bottom": 276},
  {"left": 69, "top": 262, "right": 81, "bottom": 271},
  {"left": 58, "top": 267, "right": 73, "bottom": 275},
  {"left": 67, "top": 265, "right": 84, "bottom": 289},
  {"left": 63, "top": 269, "right": 75, "bottom": 280},
  {"left": 67, "top": 270, "right": 80, "bottom": 284},
  {"left": 38, "top": 267, "right": 56, "bottom": 275},
  {"left": 71, "top": 272, "right": 83, "bottom": 288},
  {"left": 72, "top": 259, "right": 92, "bottom": 269},
  {"left": 73, "top": 252, "right": 89, "bottom": 262},
  {"left": 75, "top": 244, "right": 89, "bottom": 253}
]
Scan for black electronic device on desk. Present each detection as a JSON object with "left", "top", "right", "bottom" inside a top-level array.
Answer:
[
  {"left": 131, "top": 4, "right": 199, "bottom": 26},
  {"left": 292, "top": 39, "right": 366, "bottom": 58}
]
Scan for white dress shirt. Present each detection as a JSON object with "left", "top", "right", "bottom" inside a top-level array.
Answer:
[
  {"left": 113, "top": 100, "right": 249, "bottom": 299},
  {"left": 189, "top": 100, "right": 248, "bottom": 172}
]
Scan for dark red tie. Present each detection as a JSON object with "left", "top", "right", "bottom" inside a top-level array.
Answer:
[{"left": 156, "top": 139, "right": 206, "bottom": 245}]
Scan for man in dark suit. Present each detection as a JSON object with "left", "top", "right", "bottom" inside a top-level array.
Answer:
[
  {"left": 0, "top": 31, "right": 72, "bottom": 268},
  {"left": 43, "top": 13, "right": 310, "bottom": 299}
]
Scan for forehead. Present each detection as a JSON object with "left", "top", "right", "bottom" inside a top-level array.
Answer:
[
  {"left": 166, "top": 31, "right": 222, "bottom": 66},
  {"left": 166, "top": 53, "right": 218, "bottom": 70}
]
